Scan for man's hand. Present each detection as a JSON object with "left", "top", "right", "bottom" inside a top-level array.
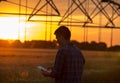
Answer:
[{"left": 41, "top": 70, "right": 51, "bottom": 77}]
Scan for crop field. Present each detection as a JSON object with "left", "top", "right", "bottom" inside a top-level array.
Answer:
[{"left": 0, "top": 48, "right": 120, "bottom": 83}]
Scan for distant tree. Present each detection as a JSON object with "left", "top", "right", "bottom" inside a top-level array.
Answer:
[
  {"left": 89, "top": 41, "right": 98, "bottom": 50},
  {"left": 79, "top": 42, "right": 90, "bottom": 50},
  {"left": 108, "top": 45, "right": 120, "bottom": 51},
  {"left": 10, "top": 40, "right": 23, "bottom": 48},
  {"left": 72, "top": 41, "right": 90, "bottom": 50},
  {"left": 2, "top": 39, "right": 118, "bottom": 51},
  {"left": 98, "top": 42, "right": 107, "bottom": 51},
  {"left": 27, "top": 40, "right": 57, "bottom": 49},
  {"left": 72, "top": 40, "right": 81, "bottom": 48},
  {"left": 75, "top": 41, "right": 107, "bottom": 51},
  {"left": 23, "top": 41, "right": 32, "bottom": 48}
]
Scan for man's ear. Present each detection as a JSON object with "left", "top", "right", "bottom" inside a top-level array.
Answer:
[{"left": 59, "top": 35, "right": 64, "bottom": 39}]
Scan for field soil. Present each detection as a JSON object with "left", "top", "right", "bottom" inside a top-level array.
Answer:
[{"left": 0, "top": 48, "right": 120, "bottom": 83}]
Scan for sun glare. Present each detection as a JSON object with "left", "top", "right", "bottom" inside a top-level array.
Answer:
[{"left": 0, "top": 16, "right": 31, "bottom": 40}]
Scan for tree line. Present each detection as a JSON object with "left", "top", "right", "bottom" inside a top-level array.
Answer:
[{"left": 0, "top": 39, "right": 120, "bottom": 51}]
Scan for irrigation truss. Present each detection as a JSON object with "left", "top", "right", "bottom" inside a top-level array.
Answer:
[{"left": 0, "top": 0, "right": 120, "bottom": 46}]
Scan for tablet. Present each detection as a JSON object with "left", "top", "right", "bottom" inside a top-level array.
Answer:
[{"left": 37, "top": 66, "right": 48, "bottom": 72}]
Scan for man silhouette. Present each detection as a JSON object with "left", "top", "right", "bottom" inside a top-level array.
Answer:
[{"left": 42, "top": 26, "right": 85, "bottom": 83}]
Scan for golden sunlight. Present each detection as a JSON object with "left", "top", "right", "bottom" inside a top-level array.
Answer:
[
  {"left": 0, "top": 16, "right": 31, "bottom": 41},
  {"left": 0, "top": 17, "right": 18, "bottom": 39}
]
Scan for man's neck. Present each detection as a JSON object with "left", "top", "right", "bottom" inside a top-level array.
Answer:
[{"left": 60, "top": 40, "right": 70, "bottom": 46}]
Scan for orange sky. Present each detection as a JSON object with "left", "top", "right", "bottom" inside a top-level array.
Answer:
[{"left": 0, "top": 0, "right": 120, "bottom": 47}]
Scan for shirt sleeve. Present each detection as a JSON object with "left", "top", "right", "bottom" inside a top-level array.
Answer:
[{"left": 50, "top": 49, "right": 65, "bottom": 79}]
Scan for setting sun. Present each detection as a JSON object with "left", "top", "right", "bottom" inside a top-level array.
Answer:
[
  {"left": 0, "top": 17, "right": 19, "bottom": 39},
  {"left": 0, "top": 16, "right": 33, "bottom": 41},
  {"left": 0, "top": 15, "right": 54, "bottom": 42}
]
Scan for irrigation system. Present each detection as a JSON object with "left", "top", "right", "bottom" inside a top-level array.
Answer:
[{"left": 0, "top": 0, "right": 120, "bottom": 46}]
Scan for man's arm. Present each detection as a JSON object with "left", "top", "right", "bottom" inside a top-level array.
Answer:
[
  {"left": 50, "top": 49, "right": 65, "bottom": 78},
  {"left": 42, "top": 49, "right": 65, "bottom": 78}
]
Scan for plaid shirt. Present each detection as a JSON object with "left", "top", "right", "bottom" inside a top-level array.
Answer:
[{"left": 51, "top": 42, "right": 85, "bottom": 83}]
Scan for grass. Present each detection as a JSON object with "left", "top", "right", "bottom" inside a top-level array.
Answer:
[{"left": 0, "top": 48, "right": 120, "bottom": 83}]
